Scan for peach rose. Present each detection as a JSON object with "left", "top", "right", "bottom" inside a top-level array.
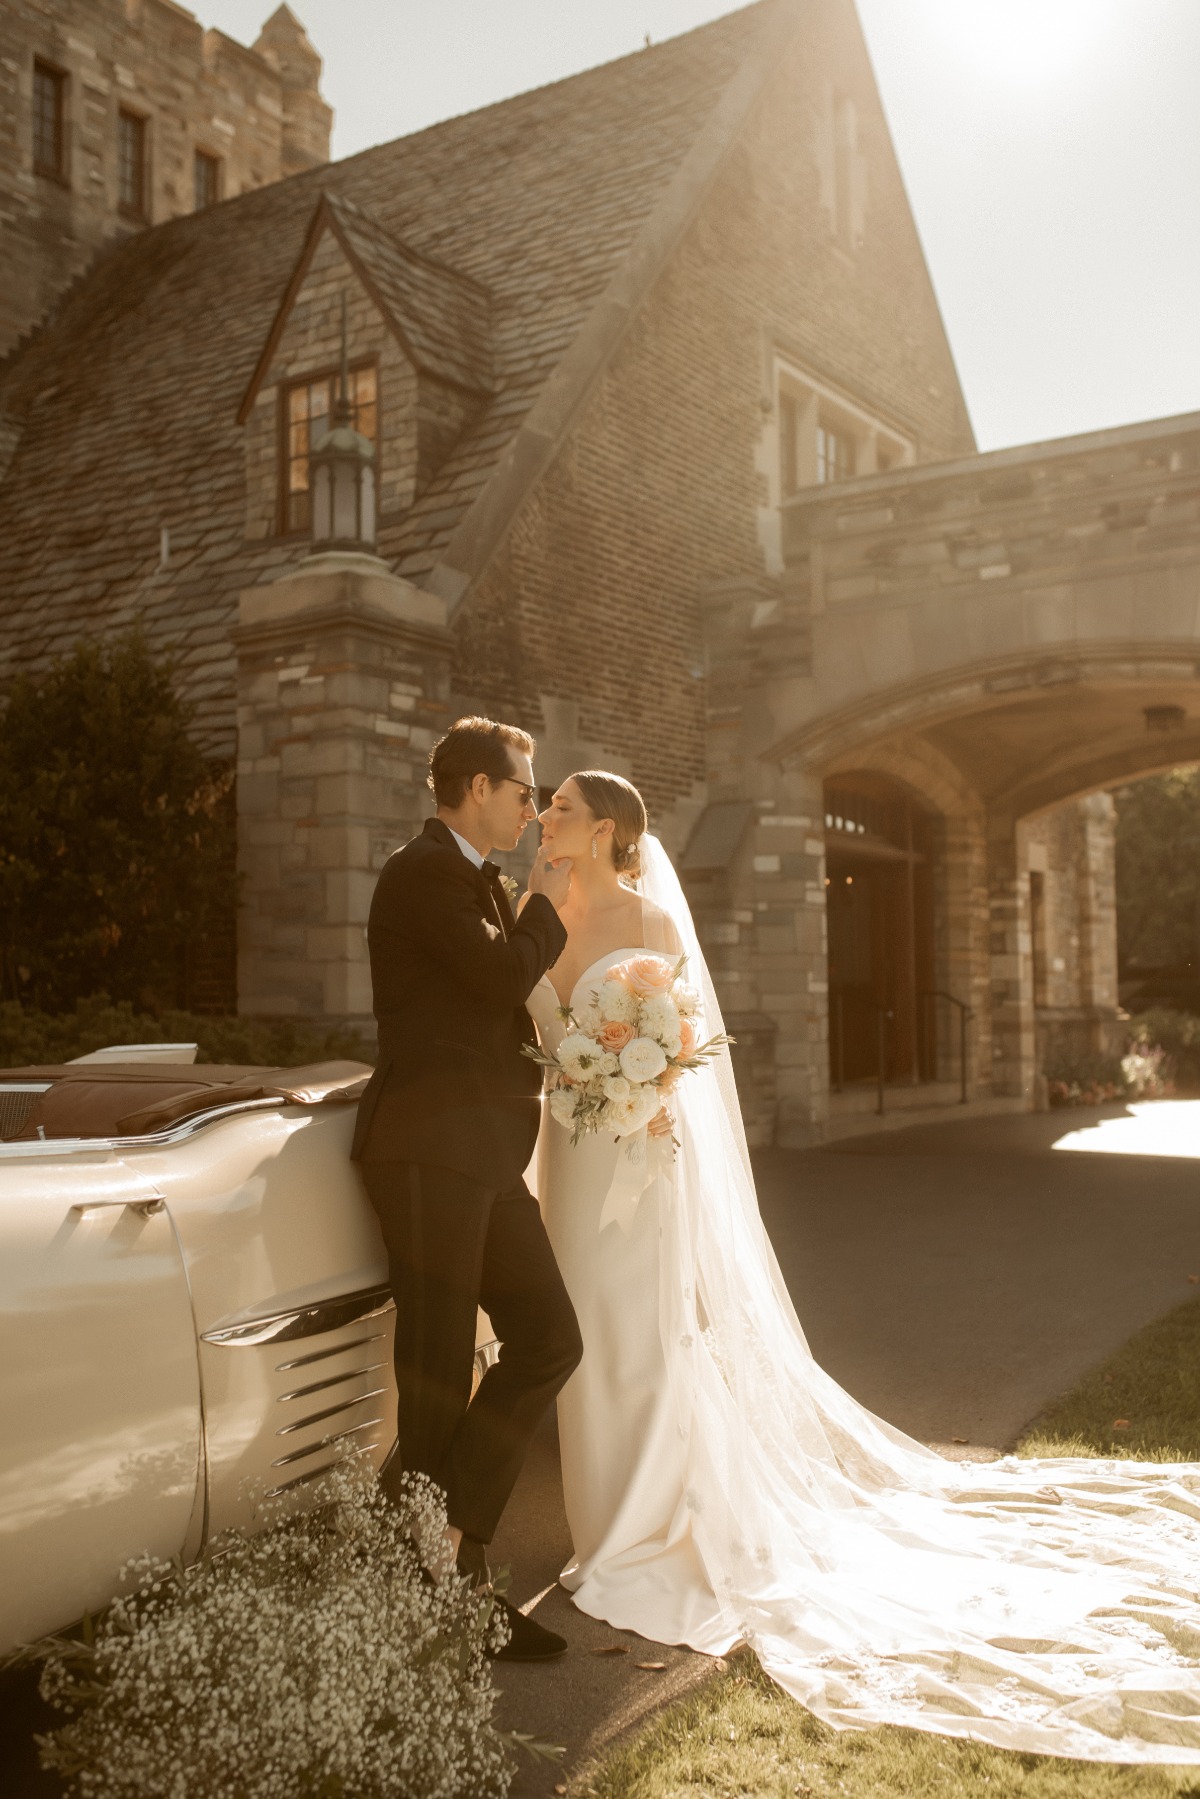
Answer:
[
  {"left": 677, "top": 1016, "right": 697, "bottom": 1058},
  {"left": 596, "top": 1019, "right": 636, "bottom": 1053},
  {"left": 616, "top": 954, "right": 676, "bottom": 998}
]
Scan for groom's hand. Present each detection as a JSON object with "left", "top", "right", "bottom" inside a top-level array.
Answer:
[{"left": 528, "top": 854, "right": 572, "bottom": 911}]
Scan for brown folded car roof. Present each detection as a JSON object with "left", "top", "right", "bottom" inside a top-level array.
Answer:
[{"left": 1, "top": 1062, "right": 371, "bottom": 1140}]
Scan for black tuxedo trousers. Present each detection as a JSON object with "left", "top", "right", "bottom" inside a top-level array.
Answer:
[
  {"left": 355, "top": 818, "right": 581, "bottom": 1542},
  {"left": 364, "top": 1162, "right": 581, "bottom": 1541}
]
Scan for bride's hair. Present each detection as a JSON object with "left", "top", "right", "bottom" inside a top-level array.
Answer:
[{"left": 570, "top": 770, "right": 647, "bottom": 878}]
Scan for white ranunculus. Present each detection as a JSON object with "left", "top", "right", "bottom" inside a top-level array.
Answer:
[
  {"left": 558, "top": 1033, "right": 608, "bottom": 1082},
  {"left": 548, "top": 1085, "right": 578, "bottom": 1127},
  {"left": 618, "top": 1035, "right": 669, "bottom": 1083},
  {"left": 605, "top": 1083, "right": 662, "bottom": 1134},
  {"left": 640, "top": 994, "right": 683, "bottom": 1054},
  {"left": 595, "top": 979, "right": 640, "bottom": 1024},
  {"left": 603, "top": 1073, "right": 631, "bottom": 1102},
  {"left": 674, "top": 982, "right": 701, "bottom": 1017}
]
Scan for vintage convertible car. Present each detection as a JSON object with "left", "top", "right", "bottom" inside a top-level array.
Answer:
[{"left": 0, "top": 1047, "right": 497, "bottom": 1656}]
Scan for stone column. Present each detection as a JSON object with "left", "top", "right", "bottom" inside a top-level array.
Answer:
[
  {"left": 986, "top": 812, "right": 1035, "bottom": 1100},
  {"left": 234, "top": 551, "right": 452, "bottom": 1029}
]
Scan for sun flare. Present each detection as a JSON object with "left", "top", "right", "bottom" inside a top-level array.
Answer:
[{"left": 929, "top": 0, "right": 1116, "bottom": 84}]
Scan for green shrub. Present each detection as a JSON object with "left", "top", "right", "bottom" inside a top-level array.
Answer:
[
  {"left": 0, "top": 632, "right": 235, "bottom": 1012},
  {"left": 0, "top": 997, "right": 373, "bottom": 1071}
]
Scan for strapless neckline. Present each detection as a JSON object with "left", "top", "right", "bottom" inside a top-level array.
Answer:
[{"left": 538, "top": 946, "right": 645, "bottom": 1012}]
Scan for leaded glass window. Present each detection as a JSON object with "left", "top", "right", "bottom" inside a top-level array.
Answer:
[{"left": 282, "top": 364, "right": 378, "bottom": 535}]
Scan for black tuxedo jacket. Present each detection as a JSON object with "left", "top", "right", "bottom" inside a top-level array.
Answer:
[{"left": 351, "top": 816, "right": 567, "bottom": 1188}]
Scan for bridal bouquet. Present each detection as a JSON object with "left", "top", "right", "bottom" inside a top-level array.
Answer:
[{"left": 524, "top": 953, "right": 731, "bottom": 1147}]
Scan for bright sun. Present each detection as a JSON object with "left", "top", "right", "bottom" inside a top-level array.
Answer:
[{"left": 929, "top": 0, "right": 1115, "bottom": 84}]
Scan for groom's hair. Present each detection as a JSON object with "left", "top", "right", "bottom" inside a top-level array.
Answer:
[{"left": 429, "top": 715, "right": 535, "bottom": 807}]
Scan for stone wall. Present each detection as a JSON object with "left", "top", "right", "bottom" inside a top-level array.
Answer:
[
  {"left": 0, "top": 0, "right": 330, "bottom": 357},
  {"left": 235, "top": 554, "right": 451, "bottom": 1029}
]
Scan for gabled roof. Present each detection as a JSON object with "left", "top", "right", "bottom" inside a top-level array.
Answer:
[
  {"left": 0, "top": 1, "right": 791, "bottom": 752},
  {"left": 238, "top": 192, "right": 494, "bottom": 420}
]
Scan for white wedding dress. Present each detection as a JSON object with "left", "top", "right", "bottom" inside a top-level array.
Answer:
[{"left": 526, "top": 838, "right": 1200, "bottom": 1764}]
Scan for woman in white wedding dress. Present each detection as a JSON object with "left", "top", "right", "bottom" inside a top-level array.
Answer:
[{"left": 525, "top": 770, "right": 1200, "bottom": 1765}]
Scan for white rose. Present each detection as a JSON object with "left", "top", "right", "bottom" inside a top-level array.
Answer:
[
  {"left": 603, "top": 1073, "right": 631, "bottom": 1102},
  {"left": 558, "top": 1033, "right": 609, "bottom": 1082},
  {"left": 595, "top": 979, "right": 639, "bottom": 1024},
  {"left": 675, "top": 982, "right": 701, "bottom": 1017},
  {"left": 605, "top": 1084, "right": 662, "bottom": 1134},
  {"left": 548, "top": 1085, "right": 577, "bottom": 1127},
  {"left": 618, "top": 1035, "right": 669, "bottom": 1083}
]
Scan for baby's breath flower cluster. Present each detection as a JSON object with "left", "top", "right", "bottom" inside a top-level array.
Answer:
[
  {"left": 524, "top": 952, "right": 731, "bottom": 1146},
  {"left": 27, "top": 1460, "right": 515, "bottom": 1799}
]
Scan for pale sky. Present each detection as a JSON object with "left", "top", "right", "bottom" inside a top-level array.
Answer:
[{"left": 202, "top": 0, "right": 1200, "bottom": 453}]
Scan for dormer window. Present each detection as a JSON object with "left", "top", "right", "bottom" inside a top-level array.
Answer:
[{"left": 281, "top": 362, "right": 378, "bottom": 534}]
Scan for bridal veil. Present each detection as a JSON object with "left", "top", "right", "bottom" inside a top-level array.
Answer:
[{"left": 636, "top": 831, "right": 1200, "bottom": 1762}]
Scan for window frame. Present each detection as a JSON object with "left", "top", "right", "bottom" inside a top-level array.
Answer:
[
  {"left": 276, "top": 358, "right": 380, "bottom": 539},
  {"left": 32, "top": 58, "right": 68, "bottom": 183},
  {"left": 117, "top": 107, "right": 149, "bottom": 221},
  {"left": 776, "top": 358, "right": 913, "bottom": 501},
  {"left": 193, "top": 149, "right": 221, "bottom": 212}
]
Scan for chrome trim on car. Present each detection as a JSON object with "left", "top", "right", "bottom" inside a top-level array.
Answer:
[
  {"left": 277, "top": 1361, "right": 387, "bottom": 1404},
  {"left": 0, "top": 1096, "right": 288, "bottom": 1159},
  {"left": 473, "top": 1338, "right": 501, "bottom": 1391},
  {"left": 270, "top": 1418, "right": 383, "bottom": 1469},
  {"left": 265, "top": 1442, "right": 382, "bottom": 1499},
  {"left": 202, "top": 1284, "right": 394, "bottom": 1348},
  {"left": 275, "top": 1387, "right": 387, "bottom": 1437},
  {"left": 274, "top": 1331, "right": 387, "bottom": 1372}
]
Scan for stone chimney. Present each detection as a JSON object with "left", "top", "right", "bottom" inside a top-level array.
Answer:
[{"left": 253, "top": 5, "right": 333, "bottom": 176}]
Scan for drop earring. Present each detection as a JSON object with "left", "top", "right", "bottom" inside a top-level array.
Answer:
[{"left": 591, "top": 837, "right": 598, "bottom": 859}]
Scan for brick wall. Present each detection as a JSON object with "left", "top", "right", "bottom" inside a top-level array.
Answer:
[
  {"left": 454, "top": 0, "right": 973, "bottom": 838},
  {"left": 0, "top": 0, "right": 330, "bottom": 357}
]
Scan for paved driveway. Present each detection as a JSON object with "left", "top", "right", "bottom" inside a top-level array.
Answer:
[{"left": 493, "top": 1103, "right": 1200, "bottom": 1796}]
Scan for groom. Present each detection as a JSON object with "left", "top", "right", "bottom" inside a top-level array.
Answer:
[{"left": 351, "top": 715, "right": 581, "bottom": 1661}]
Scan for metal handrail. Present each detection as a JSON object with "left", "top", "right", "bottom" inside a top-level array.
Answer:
[
  {"left": 876, "top": 1006, "right": 894, "bottom": 1115},
  {"left": 921, "top": 990, "right": 973, "bottom": 1103}
]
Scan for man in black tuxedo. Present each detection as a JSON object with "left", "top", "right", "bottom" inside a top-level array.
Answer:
[{"left": 352, "top": 715, "right": 581, "bottom": 1660}]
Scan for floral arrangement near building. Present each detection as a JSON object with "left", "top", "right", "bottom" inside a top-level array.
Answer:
[{"left": 19, "top": 1460, "right": 535, "bottom": 1799}]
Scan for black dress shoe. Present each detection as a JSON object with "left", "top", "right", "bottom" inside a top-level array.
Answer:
[{"left": 490, "top": 1597, "right": 568, "bottom": 1663}]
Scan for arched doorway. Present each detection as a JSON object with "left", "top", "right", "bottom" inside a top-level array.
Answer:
[{"left": 824, "top": 773, "right": 938, "bottom": 1090}]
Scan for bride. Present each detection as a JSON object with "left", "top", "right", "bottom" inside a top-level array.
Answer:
[{"left": 524, "top": 768, "right": 1200, "bottom": 1765}]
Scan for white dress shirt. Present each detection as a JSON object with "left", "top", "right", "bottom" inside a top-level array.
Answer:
[{"left": 446, "top": 825, "right": 485, "bottom": 871}]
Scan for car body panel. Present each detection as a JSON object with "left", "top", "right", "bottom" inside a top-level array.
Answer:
[
  {"left": 0, "top": 1150, "right": 202, "bottom": 1651},
  {"left": 0, "top": 1068, "right": 502, "bottom": 1655}
]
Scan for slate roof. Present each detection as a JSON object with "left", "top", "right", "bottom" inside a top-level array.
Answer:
[
  {"left": 0, "top": 3, "right": 775, "bottom": 754},
  {"left": 239, "top": 193, "right": 495, "bottom": 413}
]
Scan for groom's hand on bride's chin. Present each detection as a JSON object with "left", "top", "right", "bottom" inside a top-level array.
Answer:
[{"left": 528, "top": 855, "right": 572, "bottom": 911}]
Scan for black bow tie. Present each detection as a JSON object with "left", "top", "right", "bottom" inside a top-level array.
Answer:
[{"left": 480, "top": 860, "right": 503, "bottom": 885}]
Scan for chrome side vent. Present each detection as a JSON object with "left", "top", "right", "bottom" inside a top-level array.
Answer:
[
  {"left": 262, "top": 1316, "right": 394, "bottom": 1499},
  {"left": 203, "top": 1283, "right": 393, "bottom": 1348},
  {"left": 275, "top": 1330, "right": 386, "bottom": 1372}
]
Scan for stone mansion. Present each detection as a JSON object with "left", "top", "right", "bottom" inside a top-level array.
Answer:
[{"left": 2, "top": 0, "right": 1198, "bottom": 1143}]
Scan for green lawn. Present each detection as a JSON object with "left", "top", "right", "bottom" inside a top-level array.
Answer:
[{"left": 566, "top": 1296, "right": 1200, "bottom": 1799}]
